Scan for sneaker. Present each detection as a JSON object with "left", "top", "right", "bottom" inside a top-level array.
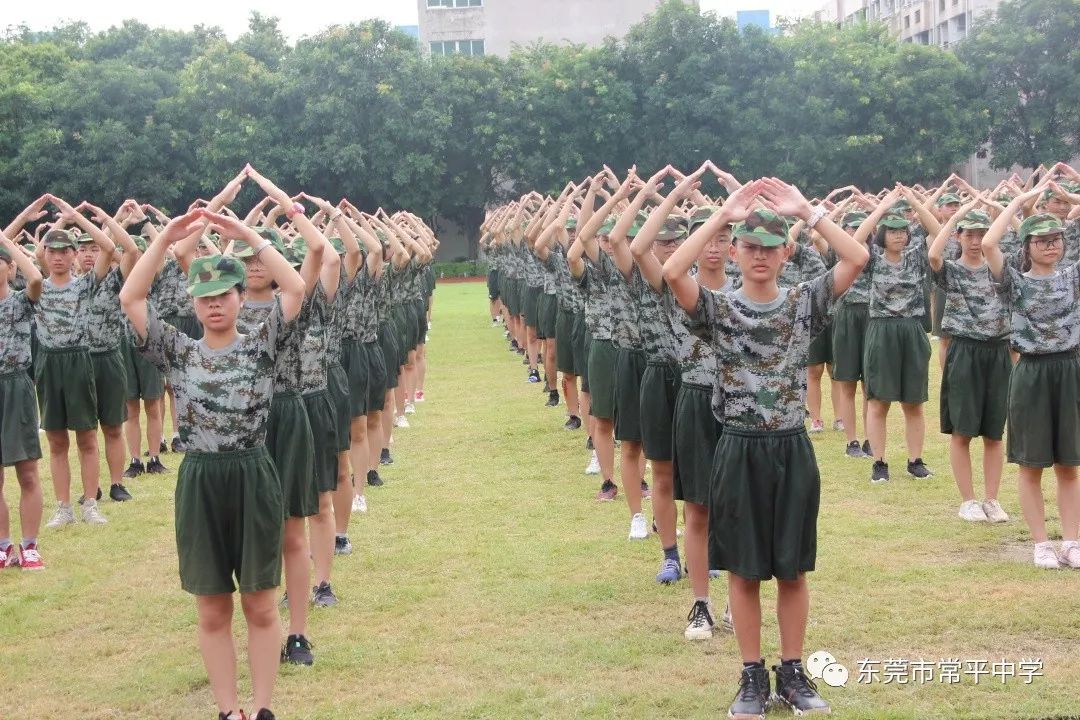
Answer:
[
  {"left": 19, "top": 543, "right": 44, "bottom": 571},
  {"left": 170, "top": 436, "right": 185, "bottom": 453},
  {"left": 564, "top": 415, "right": 582, "bottom": 431},
  {"left": 404, "top": 402, "right": 416, "bottom": 415},
  {"left": 334, "top": 536, "right": 353, "bottom": 555},
  {"left": 844, "top": 440, "right": 864, "bottom": 458},
  {"left": 45, "top": 502, "right": 76, "bottom": 529},
  {"left": 982, "top": 499, "right": 1009, "bottom": 523},
  {"left": 640, "top": 480, "right": 651, "bottom": 500},
  {"left": 585, "top": 451, "right": 601, "bottom": 475},
  {"left": 870, "top": 460, "right": 890, "bottom": 484},
  {"left": 527, "top": 369, "right": 540, "bottom": 383},
  {"left": 312, "top": 581, "right": 339, "bottom": 608},
  {"left": 109, "top": 483, "right": 133, "bottom": 502},
  {"left": 366, "top": 470, "right": 384, "bottom": 487},
  {"left": 629, "top": 513, "right": 648, "bottom": 540},
  {"left": 160, "top": 439, "right": 168, "bottom": 454},
  {"left": 907, "top": 457, "right": 933, "bottom": 478},
  {"left": 1033, "top": 543, "right": 1061, "bottom": 570},
  {"left": 773, "top": 662, "right": 831, "bottom": 716},
  {"left": 81, "top": 499, "right": 108, "bottom": 524},
  {"left": 145, "top": 457, "right": 169, "bottom": 474},
  {"left": 281, "top": 634, "right": 314, "bottom": 665},
  {"left": 656, "top": 557, "right": 683, "bottom": 584},
  {"left": 351, "top": 495, "right": 368, "bottom": 514},
  {"left": 833, "top": 419, "right": 845, "bottom": 432},
  {"left": 1060, "top": 544, "right": 1080, "bottom": 569},
  {"left": 595, "top": 480, "right": 618, "bottom": 501},
  {"left": 720, "top": 602, "right": 734, "bottom": 633},
  {"left": 586, "top": 436, "right": 595, "bottom": 451},
  {"left": 123, "top": 459, "right": 145, "bottom": 478},
  {"left": 394, "top": 415, "right": 410, "bottom": 429},
  {"left": 958, "top": 499, "right": 988, "bottom": 522},
  {"left": 218, "top": 712, "right": 246, "bottom": 720},
  {"left": 684, "top": 600, "right": 714, "bottom": 640},
  {"left": 809, "top": 419, "right": 824, "bottom": 433},
  {"left": 545, "top": 391, "right": 559, "bottom": 407},
  {"left": 415, "top": 390, "right": 425, "bottom": 403},
  {"left": 861, "top": 439, "right": 871, "bottom": 457},
  {"left": 0, "top": 545, "right": 18, "bottom": 570},
  {"left": 728, "top": 665, "right": 771, "bottom": 720},
  {"left": 510, "top": 339, "right": 519, "bottom": 351},
  {"left": 253, "top": 710, "right": 276, "bottom": 720},
  {"left": 380, "top": 448, "right": 393, "bottom": 465}
]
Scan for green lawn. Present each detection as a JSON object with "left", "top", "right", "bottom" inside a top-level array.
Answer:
[{"left": 1, "top": 281, "right": 1077, "bottom": 719}]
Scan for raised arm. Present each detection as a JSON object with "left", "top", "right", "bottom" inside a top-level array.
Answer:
[
  {"left": 982, "top": 185, "right": 1046, "bottom": 280},
  {"left": 928, "top": 196, "right": 981, "bottom": 272}
]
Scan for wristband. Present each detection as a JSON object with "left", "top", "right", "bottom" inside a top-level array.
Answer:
[
  {"left": 285, "top": 202, "right": 305, "bottom": 220},
  {"left": 253, "top": 239, "right": 273, "bottom": 256},
  {"left": 806, "top": 206, "right": 828, "bottom": 230}
]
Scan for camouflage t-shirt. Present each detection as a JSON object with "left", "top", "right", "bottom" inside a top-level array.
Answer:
[
  {"left": 932, "top": 260, "right": 1010, "bottom": 341},
  {"left": 665, "top": 275, "right": 734, "bottom": 390},
  {"left": 778, "top": 243, "right": 827, "bottom": 288},
  {"left": 540, "top": 249, "right": 559, "bottom": 295},
  {"left": 299, "top": 284, "right": 331, "bottom": 395},
  {"left": 1064, "top": 219, "right": 1080, "bottom": 266},
  {"left": 343, "top": 267, "right": 379, "bottom": 343},
  {"left": 86, "top": 268, "right": 126, "bottom": 352},
  {"left": 999, "top": 229, "right": 1024, "bottom": 271},
  {"left": 271, "top": 295, "right": 309, "bottom": 395},
  {"left": 135, "top": 303, "right": 292, "bottom": 452},
  {"left": 35, "top": 273, "right": 97, "bottom": 349},
  {"left": 867, "top": 237, "right": 929, "bottom": 319},
  {"left": 994, "top": 262, "right": 1080, "bottom": 354},
  {"left": 151, "top": 258, "right": 195, "bottom": 319},
  {"left": 689, "top": 271, "right": 836, "bottom": 431},
  {"left": 632, "top": 267, "right": 678, "bottom": 364},
  {"left": 524, "top": 250, "right": 545, "bottom": 289},
  {"left": 578, "top": 253, "right": 619, "bottom": 342},
  {"left": 838, "top": 261, "right": 872, "bottom": 307},
  {"left": 607, "top": 259, "right": 642, "bottom": 351},
  {"left": 327, "top": 267, "right": 348, "bottom": 366},
  {"left": 549, "top": 245, "right": 584, "bottom": 314},
  {"left": 0, "top": 290, "right": 35, "bottom": 374},
  {"left": 236, "top": 298, "right": 275, "bottom": 336}
]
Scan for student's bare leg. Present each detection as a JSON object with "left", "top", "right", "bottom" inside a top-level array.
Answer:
[
  {"left": 837, "top": 380, "right": 859, "bottom": 444},
  {"left": 938, "top": 336, "right": 950, "bottom": 371},
  {"left": 416, "top": 344, "right": 427, "bottom": 396},
  {"left": 595, "top": 417, "right": 615, "bottom": 480},
  {"left": 382, "top": 391, "right": 394, "bottom": 447},
  {"left": 867, "top": 400, "right": 890, "bottom": 460},
  {"left": 333, "top": 451, "right": 351, "bottom": 535},
  {"left": 728, "top": 574, "right": 763, "bottom": 662},
  {"left": 124, "top": 400, "right": 143, "bottom": 459},
  {"left": 404, "top": 351, "right": 418, "bottom": 406},
  {"left": 900, "top": 401, "right": 925, "bottom": 460},
  {"left": 46, "top": 430, "right": 72, "bottom": 504},
  {"left": 145, "top": 398, "right": 164, "bottom": 458},
  {"left": 240, "top": 588, "right": 280, "bottom": 712},
  {"left": 74, "top": 429, "right": 100, "bottom": 500},
  {"left": 348, "top": 418, "right": 367, "bottom": 500},
  {"left": 282, "top": 517, "right": 309, "bottom": 636},
  {"left": 310, "top": 492, "right": 335, "bottom": 586},
  {"left": 366, "top": 412, "right": 383, "bottom": 472},
  {"left": 684, "top": 502, "right": 710, "bottom": 599},
  {"left": 166, "top": 384, "right": 179, "bottom": 440},
  {"left": 620, "top": 440, "right": 644, "bottom": 515},
  {"left": 776, "top": 574, "right": 810, "bottom": 661},
  {"left": 526, "top": 326, "right": 539, "bottom": 371},
  {"left": 828, "top": 373, "right": 842, "bottom": 425},
  {"left": 544, "top": 340, "right": 557, "bottom": 388},
  {"left": 196, "top": 593, "right": 239, "bottom": 714},
  {"left": 1018, "top": 466, "right": 1047, "bottom": 542},
  {"left": 983, "top": 439, "right": 1005, "bottom": 501},
  {"left": 101, "top": 424, "right": 125, "bottom": 487},
  {"left": 950, "top": 434, "right": 976, "bottom": 501},
  {"left": 15, "top": 460, "right": 43, "bottom": 540},
  {"left": 651, "top": 459, "right": 676, "bottom": 546},
  {"left": 806, "top": 364, "right": 824, "bottom": 424},
  {"left": 0, "top": 473, "right": 8, "bottom": 540},
  {"left": 562, "top": 373, "right": 580, "bottom": 417},
  {"left": 1055, "top": 464, "right": 1080, "bottom": 542}
]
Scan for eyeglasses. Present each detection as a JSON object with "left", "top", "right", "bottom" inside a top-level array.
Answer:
[{"left": 1031, "top": 235, "right": 1063, "bottom": 249}]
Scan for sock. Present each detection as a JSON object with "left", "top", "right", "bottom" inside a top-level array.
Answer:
[
  {"left": 21, "top": 537, "right": 36, "bottom": 549},
  {"left": 663, "top": 545, "right": 680, "bottom": 562},
  {"left": 335, "top": 533, "right": 347, "bottom": 541},
  {"left": 781, "top": 658, "right": 802, "bottom": 667},
  {"left": 743, "top": 659, "right": 766, "bottom": 670},
  {"left": 696, "top": 596, "right": 710, "bottom": 605},
  {"left": 131, "top": 456, "right": 140, "bottom": 464},
  {"left": 0, "top": 538, "right": 11, "bottom": 552}
]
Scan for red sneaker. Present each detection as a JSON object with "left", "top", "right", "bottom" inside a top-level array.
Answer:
[
  {"left": 595, "top": 480, "right": 618, "bottom": 502},
  {"left": 0, "top": 544, "right": 19, "bottom": 570},
  {"left": 414, "top": 390, "right": 425, "bottom": 403},
  {"left": 19, "top": 543, "right": 44, "bottom": 571}
]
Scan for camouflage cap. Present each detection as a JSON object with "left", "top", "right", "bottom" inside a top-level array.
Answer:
[
  {"left": 879, "top": 214, "right": 910, "bottom": 229},
  {"left": 995, "top": 192, "right": 1015, "bottom": 204},
  {"left": 0, "top": 246, "right": 10, "bottom": 261},
  {"left": 688, "top": 205, "right": 721, "bottom": 228},
  {"left": 936, "top": 192, "right": 963, "bottom": 207},
  {"left": 43, "top": 229, "right": 77, "bottom": 250},
  {"left": 231, "top": 239, "right": 257, "bottom": 258},
  {"left": 956, "top": 209, "right": 992, "bottom": 231},
  {"left": 255, "top": 227, "right": 283, "bottom": 246},
  {"left": 734, "top": 224, "right": 787, "bottom": 248},
  {"left": 841, "top": 211, "right": 868, "bottom": 228},
  {"left": 329, "top": 236, "right": 346, "bottom": 255},
  {"left": 598, "top": 218, "right": 616, "bottom": 236},
  {"left": 118, "top": 236, "right": 148, "bottom": 253},
  {"left": 891, "top": 198, "right": 912, "bottom": 211},
  {"left": 282, "top": 247, "right": 303, "bottom": 268},
  {"left": 565, "top": 217, "right": 578, "bottom": 230},
  {"left": 655, "top": 214, "right": 689, "bottom": 242},
  {"left": 76, "top": 233, "right": 94, "bottom": 245},
  {"left": 1018, "top": 213, "right": 1064, "bottom": 242},
  {"left": 187, "top": 254, "right": 246, "bottom": 298}
]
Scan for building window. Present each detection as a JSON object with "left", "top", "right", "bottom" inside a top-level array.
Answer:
[
  {"left": 939, "top": 0, "right": 945, "bottom": 9},
  {"left": 904, "top": 15, "right": 910, "bottom": 27},
  {"left": 914, "top": 9, "right": 921, "bottom": 23},
  {"left": 430, "top": 39, "right": 485, "bottom": 56},
  {"left": 427, "top": 0, "right": 483, "bottom": 7}
]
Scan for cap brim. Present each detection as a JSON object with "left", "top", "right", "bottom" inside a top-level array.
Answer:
[
  {"left": 957, "top": 223, "right": 991, "bottom": 231},
  {"left": 1028, "top": 227, "right": 1064, "bottom": 237},
  {"left": 188, "top": 281, "right": 237, "bottom": 298},
  {"left": 736, "top": 232, "right": 787, "bottom": 247},
  {"left": 44, "top": 242, "right": 76, "bottom": 250},
  {"left": 879, "top": 219, "right": 909, "bottom": 229}
]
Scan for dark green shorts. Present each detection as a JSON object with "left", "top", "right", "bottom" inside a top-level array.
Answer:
[
  {"left": 709, "top": 426, "right": 819, "bottom": 581},
  {"left": 326, "top": 363, "right": 352, "bottom": 453},
  {"left": 176, "top": 446, "right": 284, "bottom": 595},
  {"left": 343, "top": 340, "right": 387, "bottom": 418},
  {"left": 940, "top": 337, "right": 1010, "bottom": 440},
  {"left": 92, "top": 349, "right": 129, "bottom": 427},
  {"left": 163, "top": 314, "right": 203, "bottom": 341},
  {"left": 487, "top": 270, "right": 500, "bottom": 301},
  {"left": 806, "top": 322, "right": 832, "bottom": 366},
  {"left": 672, "top": 382, "right": 721, "bottom": 506},
  {"left": 614, "top": 348, "right": 647, "bottom": 442},
  {"left": 524, "top": 286, "right": 542, "bottom": 328},
  {"left": 931, "top": 285, "right": 947, "bottom": 338},
  {"left": 573, "top": 314, "right": 589, "bottom": 377},
  {"left": 587, "top": 337, "right": 617, "bottom": 420},
  {"left": 392, "top": 307, "right": 414, "bottom": 361},
  {"left": 303, "top": 390, "right": 340, "bottom": 493},
  {"left": 1007, "top": 351, "right": 1080, "bottom": 468},
  {"left": 503, "top": 279, "right": 520, "bottom": 316},
  {"left": 266, "top": 392, "right": 318, "bottom": 519},
  {"left": 639, "top": 361, "right": 679, "bottom": 461},
  {"left": 123, "top": 337, "right": 165, "bottom": 401},
  {"left": 413, "top": 299, "right": 427, "bottom": 347},
  {"left": 378, "top": 322, "right": 401, "bottom": 390},
  {"left": 831, "top": 303, "right": 868, "bottom": 382},
  {"left": 0, "top": 370, "right": 42, "bottom": 466},
  {"left": 35, "top": 346, "right": 98, "bottom": 432},
  {"left": 555, "top": 308, "right": 577, "bottom": 374},
  {"left": 864, "top": 317, "right": 930, "bottom": 404},
  {"left": 537, "top": 293, "right": 558, "bottom": 340}
]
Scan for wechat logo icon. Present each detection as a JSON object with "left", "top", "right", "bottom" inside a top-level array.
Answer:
[{"left": 808, "top": 650, "right": 850, "bottom": 688}]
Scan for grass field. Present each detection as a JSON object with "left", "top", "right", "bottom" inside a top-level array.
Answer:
[{"left": 1, "top": 281, "right": 1078, "bottom": 720}]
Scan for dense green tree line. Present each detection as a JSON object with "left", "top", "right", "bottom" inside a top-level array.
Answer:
[{"left": 1, "top": 0, "right": 1075, "bottom": 257}]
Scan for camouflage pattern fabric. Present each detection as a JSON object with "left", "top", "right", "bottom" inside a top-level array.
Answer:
[
  {"left": 151, "top": 258, "right": 195, "bottom": 318},
  {"left": 549, "top": 245, "right": 585, "bottom": 314},
  {"left": 933, "top": 260, "right": 1010, "bottom": 341},
  {"left": 236, "top": 299, "right": 275, "bottom": 336},
  {"left": 1065, "top": 219, "right": 1080, "bottom": 266},
  {"left": 632, "top": 266, "right": 678, "bottom": 364},
  {"left": 86, "top": 268, "right": 126, "bottom": 352},
  {"left": 995, "top": 262, "right": 1080, "bottom": 354},
  {"left": 867, "top": 236, "right": 929, "bottom": 319},
  {"left": 0, "top": 290, "right": 34, "bottom": 373},
  {"left": 578, "top": 253, "right": 619, "bottom": 342},
  {"left": 299, "top": 284, "right": 332, "bottom": 395},
  {"left": 778, "top": 243, "right": 827, "bottom": 288},
  {"left": 664, "top": 274, "right": 733, "bottom": 387},
  {"left": 35, "top": 273, "right": 97, "bottom": 349}
]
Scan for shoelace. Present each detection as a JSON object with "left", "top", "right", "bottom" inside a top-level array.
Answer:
[
  {"left": 737, "top": 669, "right": 768, "bottom": 701},
  {"left": 686, "top": 601, "right": 713, "bottom": 627},
  {"left": 660, "top": 558, "right": 680, "bottom": 578},
  {"left": 22, "top": 549, "right": 40, "bottom": 563},
  {"left": 785, "top": 667, "right": 821, "bottom": 698}
]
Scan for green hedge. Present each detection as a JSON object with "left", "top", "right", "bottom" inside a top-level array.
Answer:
[{"left": 434, "top": 260, "right": 489, "bottom": 278}]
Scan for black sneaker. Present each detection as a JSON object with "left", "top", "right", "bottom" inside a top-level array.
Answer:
[
  {"left": 123, "top": 459, "right": 145, "bottom": 479},
  {"left": 564, "top": 415, "right": 582, "bottom": 431},
  {"left": 218, "top": 712, "right": 245, "bottom": 720},
  {"left": 281, "top": 634, "right": 314, "bottom": 665},
  {"left": 170, "top": 436, "right": 185, "bottom": 453},
  {"left": 109, "top": 483, "right": 132, "bottom": 502},
  {"left": 527, "top": 368, "right": 540, "bottom": 383},
  {"left": 312, "top": 581, "right": 339, "bottom": 608},
  {"left": 907, "top": 457, "right": 933, "bottom": 478},
  {"left": 871, "top": 460, "right": 890, "bottom": 484},
  {"left": 773, "top": 662, "right": 831, "bottom": 715},
  {"left": 366, "top": 469, "right": 384, "bottom": 487},
  {"left": 253, "top": 710, "right": 276, "bottom": 720},
  {"left": 510, "top": 339, "right": 519, "bottom": 351},
  {"left": 380, "top": 448, "right": 393, "bottom": 465},
  {"left": 861, "top": 439, "right": 871, "bottom": 457},
  {"left": 586, "top": 436, "right": 595, "bottom": 451},
  {"left": 334, "top": 535, "right": 353, "bottom": 556},
  {"left": 160, "top": 439, "right": 168, "bottom": 454},
  {"left": 728, "top": 665, "right": 771, "bottom": 720},
  {"left": 546, "top": 391, "right": 560, "bottom": 407},
  {"left": 844, "top": 440, "right": 865, "bottom": 459},
  {"left": 146, "top": 457, "right": 169, "bottom": 474}
]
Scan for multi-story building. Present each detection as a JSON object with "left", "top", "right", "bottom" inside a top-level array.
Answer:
[
  {"left": 815, "top": 0, "right": 1002, "bottom": 46},
  {"left": 417, "top": 0, "right": 700, "bottom": 58}
]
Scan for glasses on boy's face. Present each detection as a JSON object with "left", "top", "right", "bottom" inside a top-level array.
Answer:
[
  {"left": 1031, "top": 235, "right": 1063, "bottom": 249},
  {"left": 656, "top": 238, "right": 686, "bottom": 247}
]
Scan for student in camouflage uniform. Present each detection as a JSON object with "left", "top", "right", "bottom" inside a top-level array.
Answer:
[
  {"left": 852, "top": 189, "right": 934, "bottom": 485},
  {"left": 665, "top": 177, "right": 869, "bottom": 720},
  {"left": 0, "top": 199, "right": 48, "bottom": 571},
  {"left": 983, "top": 185, "right": 1080, "bottom": 571},
  {"left": 928, "top": 202, "right": 1012, "bottom": 525},
  {"left": 38, "top": 195, "right": 117, "bottom": 529},
  {"left": 524, "top": 202, "right": 562, "bottom": 403}
]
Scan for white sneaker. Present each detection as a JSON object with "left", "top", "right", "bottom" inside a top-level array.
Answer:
[
  {"left": 958, "top": 499, "right": 988, "bottom": 522},
  {"left": 1060, "top": 543, "right": 1080, "bottom": 569},
  {"left": 80, "top": 499, "right": 108, "bottom": 525},
  {"left": 1033, "top": 543, "right": 1061, "bottom": 569},
  {"left": 628, "top": 513, "right": 648, "bottom": 540},
  {"left": 395, "top": 415, "right": 410, "bottom": 428},
  {"left": 585, "top": 451, "right": 600, "bottom": 475},
  {"left": 832, "top": 419, "right": 845, "bottom": 432},
  {"left": 45, "top": 502, "right": 76, "bottom": 529},
  {"left": 404, "top": 402, "right": 416, "bottom": 415},
  {"left": 981, "top": 499, "right": 1009, "bottom": 523},
  {"left": 352, "top": 495, "right": 368, "bottom": 514},
  {"left": 684, "top": 600, "right": 715, "bottom": 641}
]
